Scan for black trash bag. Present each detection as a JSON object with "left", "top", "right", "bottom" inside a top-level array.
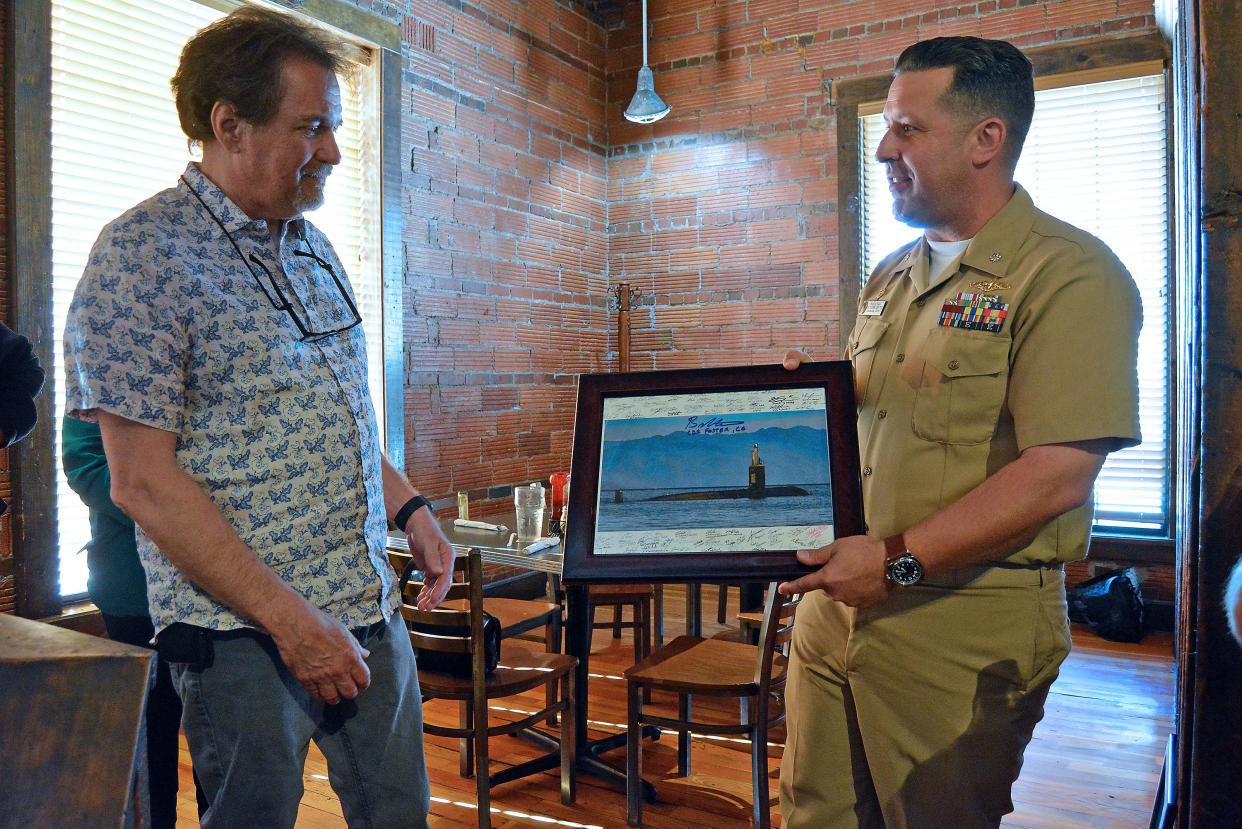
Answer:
[{"left": 1067, "top": 567, "right": 1145, "bottom": 642}]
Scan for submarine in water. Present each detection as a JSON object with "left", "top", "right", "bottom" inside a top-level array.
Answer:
[{"left": 613, "top": 443, "right": 812, "bottom": 503}]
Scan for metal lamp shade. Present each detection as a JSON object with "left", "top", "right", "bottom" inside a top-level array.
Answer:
[{"left": 623, "top": 65, "right": 670, "bottom": 124}]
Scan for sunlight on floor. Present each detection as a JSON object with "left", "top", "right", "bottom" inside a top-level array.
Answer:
[{"left": 430, "top": 795, "right": 604, "bottom": 828}]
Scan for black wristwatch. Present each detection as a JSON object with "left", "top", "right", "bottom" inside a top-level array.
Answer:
[
  {"left": 883, "top": 533, "right": 924, "bottom": 587},
  {"left": 394, "top": 494, "right": 434, "bottom": 532}
]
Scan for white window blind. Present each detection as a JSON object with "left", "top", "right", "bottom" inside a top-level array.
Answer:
[
  {"left": 50, "top": 0, "right": 386, "bottom": 596},
  {"left": 860, "top": 73, "right": 1171, "bottom": 537}
]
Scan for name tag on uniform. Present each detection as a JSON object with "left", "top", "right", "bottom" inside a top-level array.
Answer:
[{"left": 862, "top": 300, "right": 887, "bottom": 316}]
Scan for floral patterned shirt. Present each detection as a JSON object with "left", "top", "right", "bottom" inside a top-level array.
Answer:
[{"left": 64, "top": 164, "right": 397, "bottom": 634}]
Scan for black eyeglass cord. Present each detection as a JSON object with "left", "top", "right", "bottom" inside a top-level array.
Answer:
[{"left": 179, "top": 174, "right": 362, "bottom": 342}]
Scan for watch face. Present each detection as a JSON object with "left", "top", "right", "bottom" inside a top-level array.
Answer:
[{"left": 888, "top": 554, "right": 924, "bottom": 586}]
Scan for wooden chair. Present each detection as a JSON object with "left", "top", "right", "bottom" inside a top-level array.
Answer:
[
  {"left": 718, "top": 584, "right": 765, "bottom": 644},
  {"left": 624, "top": 584, "right": 800, "bottom": 828},
  {"left": 716, "top": 583, "right": 736, "bottom": 624},
  {"left": 390, "top": 548, "right": 565, "bottom": 723},
  {"left": 400, "top": 549, "right": 577, "bottom": 829},
  {"left": 736, "top": 609, "right": 765, "bottom": 645},
  {"left": 588, "top": 584, "right": 656, "bottom": 664}
]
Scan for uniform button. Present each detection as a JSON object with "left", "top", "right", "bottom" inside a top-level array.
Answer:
[
  {"left": 948, "top": 359, "right": 960, "bottom": 370},
  {"left": 863, "top": 466, "right": 873, "bottom": 476},
  {"left": 895, "top": 353, "right": 905, "bottom": 363},
  {"left": 877, "top": 409, "right": 887, "bottom": 419}
]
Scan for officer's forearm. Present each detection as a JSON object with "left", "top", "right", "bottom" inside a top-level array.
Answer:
[{"left": 901, "top": 439, "right": 1111, "bottom": 576}]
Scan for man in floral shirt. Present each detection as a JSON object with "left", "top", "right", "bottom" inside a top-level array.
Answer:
[{"left": 63, "top": 8, "right": 450, "bottom": 827}]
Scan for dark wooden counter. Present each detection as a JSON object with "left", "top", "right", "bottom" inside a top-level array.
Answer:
[{"left": 0, "top": 613, "right": 153, "bottom": 827}]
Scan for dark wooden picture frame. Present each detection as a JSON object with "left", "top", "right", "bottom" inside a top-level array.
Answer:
[{"left": 562, "top": 361, "right": 863, "bottom": 584}]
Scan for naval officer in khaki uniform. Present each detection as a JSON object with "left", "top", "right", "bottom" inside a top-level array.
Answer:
[{"left": 779, "top": 37, "right": 1142, "bottom": 828}]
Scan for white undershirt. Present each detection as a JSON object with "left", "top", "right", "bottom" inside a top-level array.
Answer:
[{"left": 926, "top": 237, "right": 972, "bottom": 284}]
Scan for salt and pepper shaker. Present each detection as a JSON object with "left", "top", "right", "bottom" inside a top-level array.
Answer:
[{"left": 549, "top": 505, "right": 567, "bottom": 537}]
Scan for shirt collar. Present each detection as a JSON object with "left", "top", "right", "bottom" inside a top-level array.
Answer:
[
  {"left": 958, "top": 183, "right": 1037, "bottom": 278},
  {"left": 178, "top": 163, "right": 307, "bottom": 243}
]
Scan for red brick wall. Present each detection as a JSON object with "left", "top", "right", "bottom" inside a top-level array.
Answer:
[
  {"left": 400, "top": 0, "right": 610, "bottom": 509},
  {"left": 605, "top": 0, "right": 1157, "bottom": 371}
]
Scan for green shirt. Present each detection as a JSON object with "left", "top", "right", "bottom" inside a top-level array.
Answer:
[{"left": 61, "top": 416, "right": 149, "bottom": 617}]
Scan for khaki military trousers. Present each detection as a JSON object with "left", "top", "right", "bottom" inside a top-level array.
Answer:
[{"left": 779, "top": 566, "right": 1070, "bottom": 829}]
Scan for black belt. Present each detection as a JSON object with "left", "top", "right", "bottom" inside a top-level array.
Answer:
[
  {"left": 157, "top": 617, "right": 389, "bottom": 666},
  {"left": 350, "top": 618, "right": 388, "bottom": 643},
  {"left": 992, "top": 562, "right": 1065, "bottom": 571}
]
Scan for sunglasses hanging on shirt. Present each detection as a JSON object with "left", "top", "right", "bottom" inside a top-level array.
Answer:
[{"left": 181, "top": 175, "right": 362, "bottom": 343}]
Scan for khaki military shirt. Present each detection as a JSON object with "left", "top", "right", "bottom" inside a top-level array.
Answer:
[{"left": 848, "top": 185, "right": 1142, "bottom": 565}]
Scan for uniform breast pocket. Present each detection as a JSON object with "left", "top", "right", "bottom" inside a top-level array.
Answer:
[
  {"left": 848, "top": 317, "right": 890, "bottom": 405},
  {"left": 911, "top": 327, "right": 1010, "bottom": 445}
]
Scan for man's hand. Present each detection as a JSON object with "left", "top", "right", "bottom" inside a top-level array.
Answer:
[
  {"left": 268, "top": 600, "right": 371, "bottom": 705},
  {"left": 778, "top": 535, "right": 890, "bottom": 608},
  {"left": 405, "top": 505, "right": 455, "bottom": 610},
  {"left": 98, "top": 410, "right": 374, "bottom": 705},
  {"left": 783, "top": 349, "right": 811, "bottom": 371}
]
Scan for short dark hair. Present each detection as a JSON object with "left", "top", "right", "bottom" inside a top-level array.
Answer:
[
  {"left": 171, "top": 6, "right": 345, "bottom": 143},
  {"left": 895, "top": 36, "right": 1035, "bottom": 168}
]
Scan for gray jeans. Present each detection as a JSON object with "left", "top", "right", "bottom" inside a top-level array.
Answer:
[{"left": 170, "top": 615, "right": 429, "bottom": 829}]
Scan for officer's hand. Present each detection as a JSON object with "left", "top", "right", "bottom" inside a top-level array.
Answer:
[
  {"left": 270, "top": 601, "right": 371, "bottom": 705},
  {"left": 778, "top": 535, "right": 890, "bottom": 608},
  {"left": 405, "top": 506, "right": 456, "bottom": 610},
  {"left": 782, "top": 349, "right": 811, "bottom": 371}
]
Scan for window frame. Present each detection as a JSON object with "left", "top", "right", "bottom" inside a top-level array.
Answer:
[
  {"left": 831, "top": 31, "right": 1175, "bottom": 563},
  {"left": 6, "top": 0, "right": 405, "bottom": 617}
]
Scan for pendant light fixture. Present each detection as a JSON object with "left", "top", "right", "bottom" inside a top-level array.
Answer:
[{"left": 623, "top": 0, "right": 670, "bottom": 124}]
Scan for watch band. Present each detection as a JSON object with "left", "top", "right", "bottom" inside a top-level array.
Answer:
[
  {"left": 883, "top": 532, "right": 908, "bottom": 563},
  {"left": 395, "top": 494, "right": 434, "bottom": 532}
]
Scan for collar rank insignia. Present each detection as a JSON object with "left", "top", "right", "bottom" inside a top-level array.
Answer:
[{"left": 939, "top": 292, "right": 1009, "bottom": 334}]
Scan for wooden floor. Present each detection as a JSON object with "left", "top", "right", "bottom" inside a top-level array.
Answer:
[{"left": 175, "top": 585, "right": 1174, "bottom": 828}]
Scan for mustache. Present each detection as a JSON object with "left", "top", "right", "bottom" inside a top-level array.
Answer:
[{"left": 301, "top": 167, "right": 332, "bottom": 180}]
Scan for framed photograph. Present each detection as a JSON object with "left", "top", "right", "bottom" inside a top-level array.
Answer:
[{"left": 562, "top": 361, "right": 862, "bottom": 583}]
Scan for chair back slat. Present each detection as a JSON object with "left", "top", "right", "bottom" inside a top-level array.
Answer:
[
  {"left": 404, "top": 626, "right": 474, "bottom": 654},
  {"left": 753, "top": 583, "right": 800, "bottom": 691},
  {"left": 387, "top": 549, "right": 412, "bottom": 574},
  {"left": 395, "top": 549, "right": 490, "bottom": 682},
  {"left": 400, "top": 604, "right": 469, "bottom": 629},
  {"left": 394, "top": 550, "right": 473, "bottom": 605}
]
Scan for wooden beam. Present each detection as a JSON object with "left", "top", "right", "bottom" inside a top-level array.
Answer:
[
  {"left": 6, "top": 0, "right": 59, "bottom": 619},
  {"left": 1178, "top": 0, "right": 1242, "bottom": 824},
  {"left": 830, "top": 31, "right": 1169, "bottom": 108}
]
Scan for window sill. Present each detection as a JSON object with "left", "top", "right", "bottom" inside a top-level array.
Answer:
[
  {"left": 38, "top": 601, "right": 106, "bottom": 637},
  {"left": 1088, "top": 534, "right": 1176, "bottom": 565}
]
